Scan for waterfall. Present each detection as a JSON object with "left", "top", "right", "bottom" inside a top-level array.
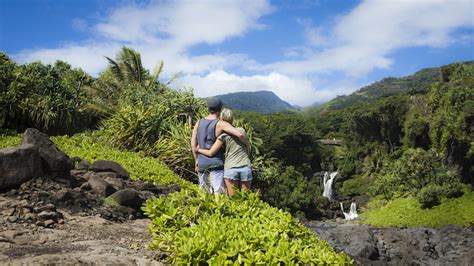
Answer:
[
  {"left": 322, "top": 171, "right": 337, "bottom": 201},
  {"left": 340, "top": 202, "right": 358, "bottom": 220}
]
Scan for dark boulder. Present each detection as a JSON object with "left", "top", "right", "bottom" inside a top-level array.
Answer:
[
  {"left": 89, "top": 160, "right": 129, "bottom": 179},
  {"left": 108, "top": 189, "right": 143, "bottom": 210},
  {"left": 0, "top": 145, "right": 43, "bottom": 190},
  {"left": 21, "top": 128, "right": 73, "bottom": 178}
]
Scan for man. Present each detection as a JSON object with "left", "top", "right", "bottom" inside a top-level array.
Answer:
[{"left": 191, "top": 98, "right": 249, "bottom": 194}]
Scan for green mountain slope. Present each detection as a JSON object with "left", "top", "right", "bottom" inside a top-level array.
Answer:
[
  {"left": 308, "top": 61, "right": 474, "bottom": 114},
  {"left": 209, "top": 90, "right": 294, "bottom": 113}
]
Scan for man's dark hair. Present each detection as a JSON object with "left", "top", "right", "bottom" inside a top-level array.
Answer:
[{"left": 207, "top": 98, "right": 223, "bottom": 114}]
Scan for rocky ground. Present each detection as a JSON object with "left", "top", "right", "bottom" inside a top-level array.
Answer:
[
  {"left": 306, "top": 220, "right": 474, "bottom": 265},
  {"left": 0, "top": 128, "right": 177, "bottom": 264},
  {"left": 0, "top": 196, "right": 163, "bottom": 265}
]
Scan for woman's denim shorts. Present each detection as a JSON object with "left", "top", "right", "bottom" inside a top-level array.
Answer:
[{"left": 224, "top": 166, "right": 252, "bottom": 181}]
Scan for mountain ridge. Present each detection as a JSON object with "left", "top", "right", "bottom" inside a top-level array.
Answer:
[
  {"left": 207, "top": 90, "right": 294, "bottom": 113},
  {"left": 306, "top": 60, "right": 474, "bottom": 114}
]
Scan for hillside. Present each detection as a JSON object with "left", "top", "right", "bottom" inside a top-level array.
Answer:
[
  {"left": 208, "top": 90, "right": 294, "bottom": 113},
  {"left": 308, "top": 61, "right": 474, "bottom": 114}
]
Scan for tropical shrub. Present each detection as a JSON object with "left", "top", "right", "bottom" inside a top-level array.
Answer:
[
  {"left": 144, "top": 189, "right": 353, "bottom": 264},
  {"left": 416, "top": 184, "right": 444, "bottom": 208},
  {"left": 52, "top": 132, "right": 192, "bottom": 188},
  {"left": 0, "top": 56, "right": 97, "bottom": 133},
  {"left": 371, "top": 148, "right": 463, "bottom": 207}
]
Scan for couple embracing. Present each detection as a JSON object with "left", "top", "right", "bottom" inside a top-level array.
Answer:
[{"left": 191, "top": 98, "right": 252, "bottom": 196}]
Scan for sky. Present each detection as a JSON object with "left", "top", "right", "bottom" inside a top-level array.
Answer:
[{"left": 1, "top": 0, "right": 473, "bottom": 106}]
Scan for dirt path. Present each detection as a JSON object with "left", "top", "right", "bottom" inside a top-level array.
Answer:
[{"left": 0, "top": 196, "right": 163, "bottom": 265}]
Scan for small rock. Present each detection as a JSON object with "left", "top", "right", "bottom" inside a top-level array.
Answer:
[
  {"left": 7, "top": 216, "right": 19, "bottom": 223},
  {"left": 70, "top": 169, "right": 87, "bottom": 177},
  {"left": 77, "top": 160, "right": 90, "bottom": 170},
  {"left": 24, "top": 213, "right": 37, "bottom": 221},
  {"left": 44, "top": 219, "right": 55, "bottom": 228},
  {"left": 88, "top": 175, "right": 116, "bottom": 197},
  {"left": 38, "top": 211, "right": 59, "bottom": 220},
  {"left": 89, "top": 160, "right": 130, "bottom": 179},
  {"left": 79, "top": 182, "right": 91, "bottom": 190},
  {"left": 6, "top": 208, "right": 15, "bottom": 216},
  {"left": 58, "top": 219, "right": 64, "bottom": 224},
  {"left": 36, "top": 203, "right": 56, "bottom": 212},
  {"left": 54, "top": 189, "right": 73, "bottom": 201},
  {"left": 104, "top": 176, "right": 124, "bottom": 190}
]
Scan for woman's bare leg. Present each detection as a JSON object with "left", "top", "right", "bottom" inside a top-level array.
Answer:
[
  {"left": 241, "top": 181, "right": 251, "bottom": 192},
  {"left": 224, "top": 179, "right": 239, "bottom": 197}
]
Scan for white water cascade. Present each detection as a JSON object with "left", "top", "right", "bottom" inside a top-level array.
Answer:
[
  {"left": 340, "top": 202, "right": 358, "bottom": 220},
  {"left": 322, "top": 171, "right": 338, "bottom": 201}
]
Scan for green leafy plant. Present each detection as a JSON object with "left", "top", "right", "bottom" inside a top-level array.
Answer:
[{"left": 144, "top": 188, "right": 353, "bottom": 264}]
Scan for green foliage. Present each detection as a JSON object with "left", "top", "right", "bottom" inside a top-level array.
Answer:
[
  {"left": 403, "top": 96, "right": 431, "bottom": 149},
  {"left": 252, "top": 162, "right": 323, "bottom": 219},
  {"left": 154, "top": 120, "right": 195, "bottom": 178},
  {"left": 0, "top": 55, "right": 97, "bottom": 133},
  {"left": 86, "top": 46, "right": 167, "bottom": 116},
  {"left": 371, "top": 148, "right": 463, "bottom": 208},
  {"left": 240, "top": 111, "right": 322, "bottom": 176},
  {"left": 52, "top": 132, "right": 192, "bottom": 188},
  {"left": 340, "top": 174, "right": 372, "bottom": 197},
  {"left": 347, "top": 96, "right": 409, "bottom": 153},
  {"left": 0, "top": 131, "right": 21, "bottom": 149},
  {"left": 416, "top": 184, "right": 444, "bottom": 209},
  {"left": 144, "top": 189, "right": 353, "bottom": 264},
  {"left": 361, "top": 187, "right": 474, "bottom": 228},
  {"left": 428, "top": 63, "right": 474, "bottom": 182},
  {"left": 307, "top": 63, "right": 450, "bottom": 115}
]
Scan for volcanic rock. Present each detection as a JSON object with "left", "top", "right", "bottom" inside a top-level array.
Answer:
[
  {"left": 108, "top": 189, "right": 143, "bottom": 210},
  {"left": 0, "top": 145, "right": 43, "bottom": 190},
  {"left": 89, "top": 160, "right": 129, "bottom": 179},
  {"left": 21, "top": 128, "right": 73, "bottom": 178}
]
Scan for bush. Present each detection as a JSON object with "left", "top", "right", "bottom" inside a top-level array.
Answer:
[
  {"left": 416, "top": 184, "right": 444, "bottom": 208},
  {"left": 443, "top": 183, "right": 464, "bottom": 199},
  {"left": 144, "top": 189, "right": 353, "bottom": 264},
  {"left": 371, "top": 148, "right": 462, "bottom": 201},
  {"left": 340, "top": 175, "right": 371, "bottom": 197},
  {"left": 52, "top": 132, "right": 192, "bottom": 188}
]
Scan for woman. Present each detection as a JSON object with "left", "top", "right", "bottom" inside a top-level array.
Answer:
[{"left": 197, "top": 108, "right": 252, "bottom": 196}]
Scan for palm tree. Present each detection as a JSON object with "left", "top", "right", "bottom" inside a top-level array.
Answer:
[{"left": 88, "top": 46, "right": 168, "bottom": 115}]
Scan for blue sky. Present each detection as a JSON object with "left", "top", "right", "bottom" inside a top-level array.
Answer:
[{"left": 1, "top": 0, "right": 473, "bottom": 106}]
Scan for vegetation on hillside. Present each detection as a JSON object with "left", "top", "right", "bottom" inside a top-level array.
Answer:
[{"left": 307, "top": 61, "right": 473, "bottom": 114}]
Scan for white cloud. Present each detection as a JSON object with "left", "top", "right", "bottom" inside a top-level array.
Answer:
[
  {"left": 15, "top": 42, "right": 121, "bottom": 74},
  {"left": 14, "top": 0, "right": 273, "bottom": 77},
  {"left": 267, "top": 0, "right": 474, "bottom": 76},
  {"left": 11, "top": 0, "right": 474, "bottom": 106},
  {"left": 94, "top": 0, "right": 272, "bottom": 46},
  {"left": 175, "top": 71, "right": 318, "bottom": 106}
]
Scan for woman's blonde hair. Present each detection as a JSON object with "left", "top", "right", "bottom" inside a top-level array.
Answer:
[{"left": 220, "top": 108, "right": 234, "bottom": 124}]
